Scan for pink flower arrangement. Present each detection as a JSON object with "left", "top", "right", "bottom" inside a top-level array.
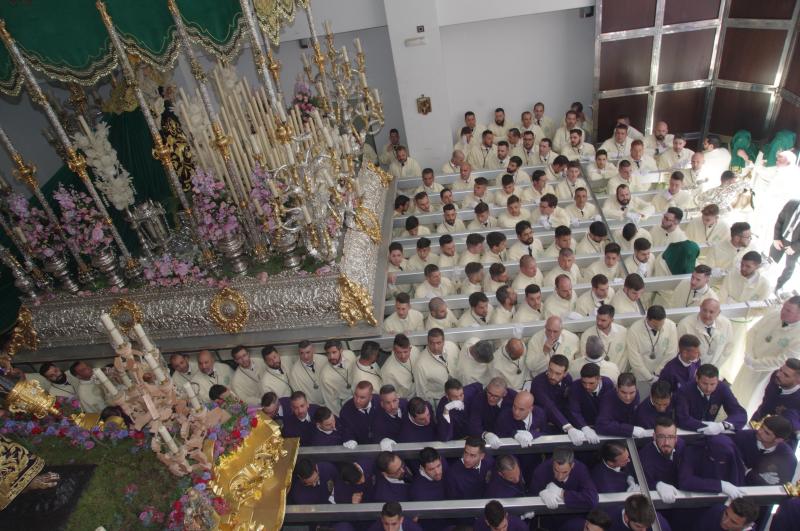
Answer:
[
  {"left": 53, "top": 183, "right": 113, "bottom": 256},
  {"left": 7, "top": 192, "right": 65, "bottom": 258},
  {"left": 291, "top": 78, "right": 319, "bottom": 119},
  {"left": 143, "top": 254, "right": 207, "bottom": 287},
  {"left": 249, "top": 165, "right": 277, "bottom": 232},
  {"left": 190, "top": 169, "right": 241, "bottom": 244}
]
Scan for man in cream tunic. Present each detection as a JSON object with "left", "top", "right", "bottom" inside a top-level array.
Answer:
[
  {"left": 526, "top": 316, "right": 580, "bottom": 375},
  {"left": 677, "top": 300, "right": 733, "bottom": 369},
  {"left": 644, "top": 121, "right": 674, "bottom": 158},
  {"left": 456, "top": 337, "right": 495, "bottom": 386},
  {"left": 542, "top": 249, "right": 582, "bottom": 287},
  {"left": 604, "top": 183, "right": 655, "bottom": 221},
  {"left": 437, "top": 205, "right": 467, "bottom": 234},
  {"left": 580, "top": 306, "right": 628, "bottom": 370},
  {"left": 384, "top": 293, "right": 425, "bottom": 335},
  {"left": 553, "top": 111, "right": 584, "bottom": 154},
  {"left": 684, "top": 204, "right": 730, "bottom": 248},
  {"left": 668, "top": 265, "right": 719, "bottom": 309},
  {"left": 288, "top": 342, "right": 327, "bottom": 406},
  {"left": 454, "top": 111, "right": 485, "bottom": 146},
  {"left": 388, "top": 146, "right": 422, "bottom": 179},
  {"left": 514, "top": 285, "right": 544, "bottom": 323},
  {"left": 651, "top": 173, "right": 695, "bottom": 213},
  {"left": 625, "top": 307, "right": 678, "bottom": 386},
  {"left": 608, "top": 161, "right": 648, "bottom": 195},
  {"left": 230, "top": 346, "right": 269, "bottom": 406},
  {"left": 381, "top": 335, "right": 420, "bottom": 399},
  {"left": 508, "top": 222, "right": 544, "bottom": 262},
  {"left": 657, "top": 135, "right": 693, "bottom": 171},
  {"left": 702, "top": 222, "right": 755, "bottom": 274},
  {"left": 566, "top": 189, "right": 598, "bottom": 223},
  {"left": 600, "top": 124, "right": 633, "bottom": 160},
  {"left": 259, "top": 347, "right": 293, "bottom": 398},
  {"left": 532, "top": 102, "right": 556, "bottom": 139},
  {"left": 555, "top": 162, "right": 590, "bottom": 201},
  {"left": 512, "top": 255, "right": 544, "bottom": 290},
  {"left": 191, "top": 350, "right": 234, "bottom": 403},
  {"left": 467, "top": 132, "right": 498, "bottom": 170},
  {"left": 491, "top": 339, "right": 530, "bottom": 390},
  {"left": 320, "top": 341, "right": 357, "bottom": 414},
  {"left": 561, "top": 129, "right": 596, "bottom": 162},
  {"left": 441, "top": 150, "right": 466, "bottom": 175},
  {"left": 39, "top": 363, "right": 78, "bottom": 399},
  {"left": 413, "top": 329, "right": 461, "bottom": 404},
  {"left": 719, "top": 251, "right": 772, "bottom": 303},
  {"left": 543, "top": 275, "right": 579, "bottom": 318},
  {"left": 735, "top": 297, "right": 800, "bottom": 410},
  {"left": 425, "top": 297, "right": 459, "bottom": 330},
  {"left": 169, "top": 354, "right": 199, "bottom": 396},
  {"left": 70, "top": 362, "right": 108, "bottom": 413},
  {"left": 489, "top": 286, "right": 517, "bottom": 325},
  {"left": 575, "top": 277, "right": 615, "bottom": 316},
  {"left": 587, "top": 150, "right": 618, "bottom": 185},
  {"left": 348, "top": 343, "right": 383, "bottom": 391}
]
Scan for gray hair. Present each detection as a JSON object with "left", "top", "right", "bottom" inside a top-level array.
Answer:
[
  {"left": 495, "top": 454, "right": 518, "bottom": 472},
  {"left": 552, "top": 447, "right": 575, "bottom": 465},
  {"left": 585, "top": 336, "right": 605, "bottom": 361},
  {"left": 472, "top": 340, "right": 495, "bottom": 364}
]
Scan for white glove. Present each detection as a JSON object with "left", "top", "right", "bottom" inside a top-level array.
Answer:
[
  {"left": 566, "top": 311, "right": 585, "bottom": 321},
  {"left": 343, "top": 440, "right": 358, "bottom": 449},
  {"left": 656, "top": 481, "right": 679, "bottom": 504},
  {"left": 581, "top": 426, "right": 600, "bottom": 444},
  {"left": 594, "top": 215, "right": 603, "bottom": 222},
  {"left": 571, "top": 217, "right": 580, "bottom": 228},
  {"left": 379, "top": 438, "right": 396, "bottom": 452},
  {"left": 626, "top": 475, "right": 639, "bottom": 492},
  {"left": 625, "top": 212, "right": 642, "bottom": 224},
  {"left": 567, "top": 427, "right": 586, "bottom": 446},
  {"left": 483, "top": 432, "right": 502, "bottom": 449},
  {"left": 539, "top": 488, "right": 560, "bottom": 509},
  {"left": 540, "top": 218, "right": 552, "bottom": 229},
  {"left": 720, "top": 480, "right": 745, "bottom": 499},
  {"left": 632, "top": 426, "right": 647, "bottom": 438},
  {"left": 759, "top": 471, "right": 780, "bottom": 485},
  {"left": 521, "top": 511, "right": 536, "bottom": 520},
  {"left": 698, "top": 421, "right": 724, "bottom": 436},
  {"left": 514, "top": 430, "right": 534, "bottom": 448},
  {"left": 711, "top": 267, "right": 726, "bottom": 278},
  {"left": 444, "top": 400, "right": 464, "bottom": 412}
]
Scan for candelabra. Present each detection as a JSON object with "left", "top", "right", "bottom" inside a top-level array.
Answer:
[
  {"left": 0, "top": 22, "right": 141, "bottom": 282},
  {"left": 95, "top": 0, "right": 220, "bottom": 276}
]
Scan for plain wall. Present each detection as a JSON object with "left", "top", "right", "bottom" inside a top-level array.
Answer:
[{"left": 440, "top": 8, "right": 596, "bottom": 144}]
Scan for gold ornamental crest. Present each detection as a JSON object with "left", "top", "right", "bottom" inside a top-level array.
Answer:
[
  {"left": 109, "top": 298, "right": 144, "bottom": 334},
  {"left": 209, "top": 287, "right": 250, "bottom": 334}
]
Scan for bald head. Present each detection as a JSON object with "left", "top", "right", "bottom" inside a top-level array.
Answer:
[
  {"left": 699, "top": 298, "right": 721, "bottom": 324},
  {"left": 197, "top": 350, "right": 214, "bottom": 374},
  {"left": 512, "top": 390, "right": 534, "bottom": 421},
  {"left": 505, "top": 338, "right": 525, "bottom": 360},
  {"left": 546, "top": 315, "right": 563, "bottom": 330},
  {"left": 451, "top": 150, "right": 465, "bottom": 165},
  {"left": 429, "top": 297, "right": 448, "bottom": 319}
]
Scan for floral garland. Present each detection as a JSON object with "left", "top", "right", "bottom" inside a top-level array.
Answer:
[
  {"left": 142, "top": 254, "right": 207, "bottom": 287},
  {"left": 249, "top": 165, "right": 277, "bottom": 232},
  {"left": 190, "top": 169, "right": 241, "bottom": 244},
  {"left": 53, "top": 183, "right": 113, "bottom": 256},
  {"left": 7, "top": 192, "right": 65, "bottom": 259}
]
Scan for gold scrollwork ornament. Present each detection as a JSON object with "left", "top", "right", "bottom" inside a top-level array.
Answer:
[
  {"left": 209, "top": 287, "right": 250, "bottom": 333},
  {"left": 338, "top": 275, "right": 377, "bottom": 327}
]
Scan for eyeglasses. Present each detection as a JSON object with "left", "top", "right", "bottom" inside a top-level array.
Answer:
[
  {"left": 655, "top": 434, "right": 677, "bottom": 441},
  {"left": 486, "top": 390, "right": 506, "bottom": 400}
]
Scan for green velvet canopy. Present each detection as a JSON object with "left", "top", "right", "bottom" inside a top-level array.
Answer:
[{"left": 0, "top": 0, "right": 306, "bottom": 96}]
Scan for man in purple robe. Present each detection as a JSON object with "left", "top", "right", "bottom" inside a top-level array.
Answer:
[
  {"left": 558, "top": 508, "right": 613, "bottom": 531},
  {"left": 695, "top": 498, "right": 760, "bottom": 531},
  {"left": 446, "top": 436, "right": 493, "bottom": 499},
  {"left": 772, "top": 497, "right": 800, "bottom": 531},
  {"left": 410, "top": 447, "right": 446, "bottom": 501},
  {"left": 634, "top": 380, "right": 675, "bottom": 429},
  {"left": 485, "top": 454, "right": 527, "bottom": 498},
  {"left": 568, "top": 363, "right": 614, "bottom": 440},
  {"left": 596, "top": 373, "right": 647, "bottom": 438},
  {"left": 468, "top": 377, "right": 517, "bottom": 438},
  {"left": 339, "top": 381, "right": 379, "bottom": 443},
  {"left": 658, "top": 334, "right": 701, "bottom": 392},
  {"left": 288, "top": 457, "right": 335, "bottom": 504},
  {"left": 366, "top": 502, "right": 424, "bottom": 531},
  {"left": 531, "top": 354, "right": 587, "bottom": 445},
  {"left": 371, "top": 384, "right": 408, "bottom": 444},
  {"left": 282, "top": 391, "right": 319, "bottom": 445},
  {"left": 309, "top": 406, "right": 357, "bottom": 447},
  {"left": 732, "top": 415, "right": 797, "bottom": 486},
  {"left": 608, "top": 494, "right": 672, "bottom": 531},
  {"left": 675, "top": 364, "right": 747, "bottom": 433},
  {"left": 397, "top": 397, "right": 436, "bottom": 443},
  {"left": 751, "top": 358, "right": 800, "bottom": 434},
  {"left": 473, "top": 500, "right": 530, "bottom": 531},
  {"left": 372, "top": 451, "right": 412, "bottom": 503},
  {"left": 493, "top": 390, "right": 546, "bottom": 441},
  {"left": 639, "top": 417, "right": 744, "bottom": 505},
  {"left": 332, "top": 460, "right": 372, "bottom": 504},
  {"left": 260, "top": 392, "right": 290, "bottom": 425},
  {"left": 437, "top": 379, "right": 480, "bottom": 441},
  {"left": 591, "top": 441, "right": 637, "bottom": 493},
  {"left": 530, "top": 447, "right": 599, "bottom": 510}
]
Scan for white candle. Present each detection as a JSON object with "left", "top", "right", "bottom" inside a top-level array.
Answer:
[
  {"left": 353, "top": 179, "right": 361, "bottom": 197},
  {"left": 109, "top": 327, "right": 125, "bottom": 349},
  {"left": 100, "top": 312, "right": 115, "bottom": 332},
  {"left": 373, "top": 88, "right": 381, "bottom": 104},
  {"left": 158, "top": 425, "right": 180, "bottom": 454},
  {"left": 93, "top": 368, "right": 118, "bottom": 396},
  {"left": 143, "top": 352, "right": 159, "bottom": 371},
  {"left": 302, "top": 205, "right": 313, "bottom": 224},
  {"left": 285, "top": 144, "right": 295, "bottom": 165},
  {"left": 13, "top": 227, "right": 26, "bottom": 244},
  {"left": 152, "top": 366, "right": 167, "bottom": 384},
  {"left": 354, "top": 37, "right": 363, "bottom": 53},
  {"left": 324, "top": 20, "right": 333, "bottom": 35},
  {"left": 120, "top": 372, "right": 133, "bottom": 388},
  {"left": 276, "top": 102, "right": 287, "bottom": 123},
  {"left": 341, "top": 46, "right": 349, "bottom": 64},
  {"left": 182, "top": 382, "right": 202, "bottom": 411},
  {"left": 315, "top": 81, "right": 326, "bottom": 99},
  {"left": 322, "top": 126, "right": 334, "bottom": 148},
  {"left": 301, "top": 53, "right": 310, "bottom": 68},
  {"left": 143, "top": 393, "right": 160, "bottom": 420},
  {"left": 268, "top": 180, "right": 281, "bottom": 197},
  {"left": 77, "top": 115, "right": 93, "bottom": 137},
  {"left": 133, "top": 324, "right": 154, "bottom": 352},
  {"left": 359, "top": 72, "right": 367, "bottom": 88}
]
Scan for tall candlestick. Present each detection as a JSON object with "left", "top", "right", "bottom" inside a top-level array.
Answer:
[
  {"left": 354, "top": 37, "right": 363, "bottom": 54},
  {"left": 158, "top": 425, "right": 180, "bottom": 454},
  {"left": 93, "top": 368, "right": 119, "bottom": 396},
  {"left": 182, "top": 382, "right": 203, "bottom": 411},
  {"left": 133, "top": 323, "right": 154, "bottom": 352}
]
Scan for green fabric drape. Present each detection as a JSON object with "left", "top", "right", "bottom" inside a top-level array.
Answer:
[
  {"left": 0, "top": 0, "right": 244, "bottom": 95},
  {"left": 730, "top": 130, "right": 756, "bottom": 169}
]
